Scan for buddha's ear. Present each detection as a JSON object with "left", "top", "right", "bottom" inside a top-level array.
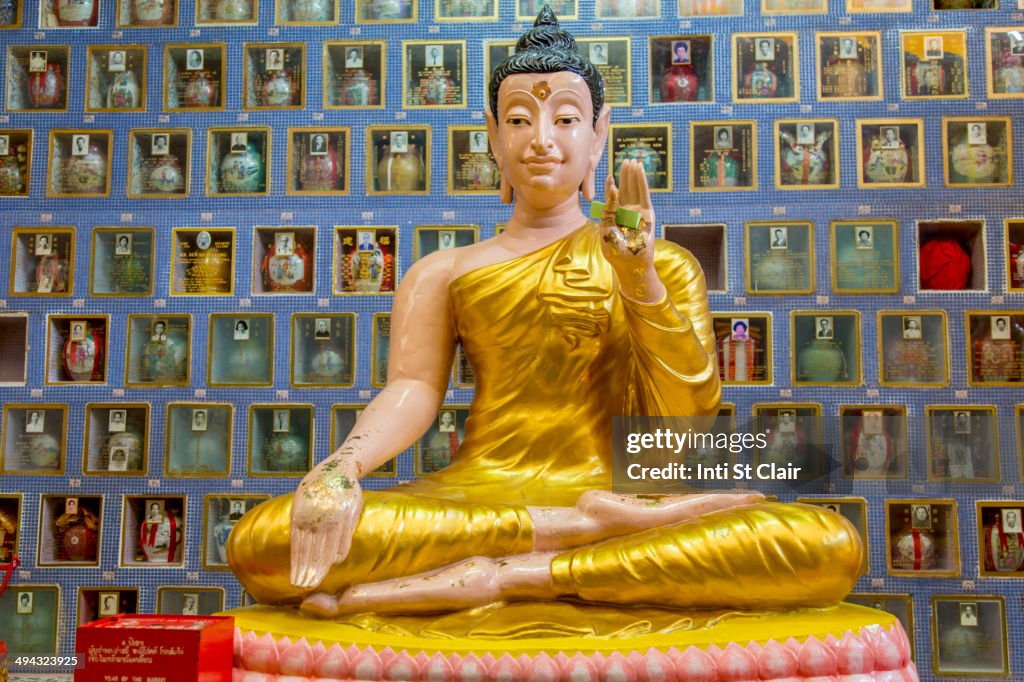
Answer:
[
  {"left": 582, "top": 104, "right": 611, "bottom": 201},
  {"left": 485, "top": 108, "right": 513, "bottom": 204}
]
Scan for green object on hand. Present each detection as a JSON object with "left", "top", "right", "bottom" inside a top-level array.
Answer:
[{"left": 590, "top": 201, "right": 642, "bottom": 230}]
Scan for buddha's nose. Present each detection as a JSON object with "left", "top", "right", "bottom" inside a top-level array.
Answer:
[{"left": 531, "top": 117, "right": 554, "bottom": 152}]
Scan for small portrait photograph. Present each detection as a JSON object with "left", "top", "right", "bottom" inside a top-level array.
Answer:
[
  {"left": 902, "top": 316, "right": 922, "bottom": 339},
  {"left": 1011, "top": 31, "right": 1024, "bottom": 56},
  {"left": 1002, "top": 508, "right": 1022, "bottom": 533},
  {"left": 182, "top": 593, "right": 199, "bottom": 615},
  {"left": 229, "top": 499, "right": 246, "bottom": 516},
  {"left": 755, "top": 37, "right": 775, "bottom": 62},
  {"left": 314, "top": 317, "right": 331, "bottom": 339},
  {"left": 72, "top": 134, "right": 90, "bottom": 157},
  {"left": 230, "top": 132, "right": 248, "bottom": 153},
  {"left": 959, "top": 602, "right": 978, "bottom": 626},
  {"left": 862, "top": 410, "right": 883, "bottom": 434},
  {"left": 855, "top": 226, "right": 874, "bottom": 250},
  {"left": 838, "top": 36, "right": 858, "bottom": 60},
  {"left": 195, "top": 230, "right": 212, "bottom": 250},
  {"left": 714, "top": 126, "right": 733, "bottom": 149},
  {"left": 186, "top": 49, "right": 204, "bottom": 71},
  {"left": 265, "top": 49, "right": 284, "bottom": 71},
  {"left": 770, "top": 226, "right": 788, "bottom": 249},
  {"left": 151, "top": 134, "right": 169, "bottom": 156},
  {"left": 70, "top": 321, "right": 87, "bottom": 342},
  {"left": 34, "top": 234, "right": 52, "bottom": 256},
  {"left": 109, "top": 446, "right": 128, "bottom": 471},
  {"left": 469, "top": 130, "right": 489, "bottom": 153},
  {"left": 796, "top": 122, "right": 815, "bottom": 145},
  {"left": 309, "top": 133, "right": 327, "bottom": 156},
  {"left": 933, "top": 597, "right": 1008, "bottom": 676},
  {"left": 25, "top": 409, "right": 44, "bottom": 433},
  {"left": 357, "top": 230, "right": 376, "bottom": 251},
  {"left": 272, "top": 409, "right": 290, "bottom": 433},
  {"left": 671, "top": 40, "right": 691, "bottom": 65},
  {"left": 778, "top": 409, "right": 796, "bottom": 433},
  {"left": 108, "top": 409, "right": 127, "bottom": 432},
  {"left": 115, "top": 233, "right": 133, "bottom": 256},
  {"left": 954, "top": 410, "right": 972, "bottom": 434},
  {"left": 145, "top": 499, "right": 165, "bottom": 523},
  {"left": 275, "top": 231, "right": 295, "bottom": 256},
  {"left": 16, "top": 591, "right": 34, "bottom": 614},
  {"left": 29, "top": 51, "right": 47, "bottom": 73},
  {"left": 991, "top": 315, "right": 1011, "bottom": 340},
  {"left": 880, "top": 126, "right": 900, "bottom": 149},
  {"left": 65, "top": 497, "right": 79, "bottom": 515},
  {"left": 390, "top": 131, "right": 408, "bottom": 153},
  {"left": 233, "top": 319, "right": 250, "bottom": 341},
  {"left": 815, "top": 316, "right": 834, "bottom": 339},
  {"left": 912, "top": 503, "right": 932, "bottom": 529},
  {"left": 345, "top": 47, "right": 363, "bottom": 68},
  {"left": 425, "top": 44, "right": 444, "bottom": 68},
  {"left": 438, "top": 409, "right": 456, "bottom": 432},
  {"left": 108, "top": 50, "right": 126, "bottom": 72},
  {"left": 151, "top": 319, "right": 168, "bottom": 342},
  {"left": 191, "top": 408, "right": 208, "bottom": 432},
  {"left": 0, "top": 135, "right": 8, "bottom": 156},
  {"left": 438, "top": 230, "right": 456, "bottom": 251},
  {"left": 731, "top": 318, "right": 749, "bottom": 341},
  {"left": 924, "top": 36, "right": 944, "bottom": 60},
  {"left": 967, "top": 122, "right": 987, "bottom": 145},
  {"left": 590, "top": 42, "right": 608, "bottom": 65},
  {"left": 98, "top": 592, "right": 119, "bottom": 617}
]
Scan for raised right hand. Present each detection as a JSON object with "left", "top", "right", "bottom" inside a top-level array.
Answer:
[{"left": 290, "top": 460, "right": 364, "bottom": 589}]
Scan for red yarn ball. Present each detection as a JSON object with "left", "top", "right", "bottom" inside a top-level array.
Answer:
[{"left": 920, "top": 238, "right": 972, "bottom": 290}]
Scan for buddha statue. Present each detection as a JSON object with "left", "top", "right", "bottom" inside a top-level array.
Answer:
[{"left": 229, "top": 7, "right": 861, "bottom": 625}]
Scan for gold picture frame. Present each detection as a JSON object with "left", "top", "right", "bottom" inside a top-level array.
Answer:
[
  {"left": 885, "top": 499, "right": 960, "bottom": 578},
  {"left": 163, "top": 43, "right": 227, "bottom": 112},
  {"left": 286, "top": 127, "right": 350, "bottom": 195},
  {"left": 710, "top": 313, "right": 773, "bottom": 385},
  {"left": 289, "top": 313, "right": 357, "bottom": 388},
  {"left": 608, "top": 122, "right": 672, "bottom": 192},
  {"left": 124, "top": 314, "right": 192, "bottom": 387},
  {"left": 84, "top": 45, "right": 147, "bottom": 113},
  {"left": 46, "top": 129, "right": 114, "bottom": 198},
  {"left": 876, "top": 310, "right": 949, "bottom": 387},
  {"left": 855, "top": 118, "right": 926, "bottom": 189},
  {"left": 838, "top": 404, "right": 908, "bottom": 480},
  {"left": 930, "top": 594, "right": 1008, "bottom": 678},
  {"left": 815, "top": 32, "right": 883, "bottom": 102},
  {"left": 126, "top": 129, "right": 192, "bottom": 198},
  {"left": 44, "top": 314, "right": 110, "bottom": 385},
  {"left": 829, "top": 219, "right": 899, "bottom": 294},
  {"left": 941, "top": 116, "right": 1013, "bottom": 188},
  {"left": 89, "top": 226, "right": 157, "bottom": 296},
  {"left": 246, "top": 403, "right": 314, "bottom": 477},
  {"left": 170, "top": 227, "right": 236, "bottom": 296},
  {"left": 0, "top": 129, "right": 32, "bottom": 197},
  {"left": 206, "top": 313, "right": 275, "bottom": 388},
  {"left": 9, "top": 226, "right": 76, "bottom": 297},
  {"left": 744, "top": 221, "right": 815, "bottom": 295},
  {"left": 366, "top": 125, "right": 430, "bottom": 195},
  {"left": 732, "top": 32, "right": 800, "bottom": 104},
  {"left": 0, "top": 403, "right": 68, "bottom": 475},
  {"left": 322, "top": 41, "right": 386, "bottom": 109},
  {"left": 925, "top": 405, "right": 998, "bottom": 483},
  {"left": 773, "top": 118, "right": 840, "bottom": 190},
  {"left": 82, "top": 402, "right": 151, "bottom": 476},
  {"left": 242, "top": 42, "right": 306, "bottom": 110},
  {"left": 985, "top": 27, "right": 1024, "bottom": 99},
  {"left": 163, "top": 403, "right": 233, "bottom": 477},
  {"left": 689, "top": 120, "right": 758, "bottom": 191},
  {"left": 790, "top": 310, "right": 862, "bottom": 387},
  {"left": 900, "top": 31, "right": 969, "bottom": 100}
]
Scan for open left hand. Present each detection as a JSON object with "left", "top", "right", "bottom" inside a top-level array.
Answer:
[{"left": 599, "top": 159, "right": 662, "bottom": 301}]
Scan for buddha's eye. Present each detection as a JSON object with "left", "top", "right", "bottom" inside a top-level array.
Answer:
[
  {"left": 506, "top": 116, "right": 530, "bottom": 127},
  {"left": 555, "top": 116, "right": 579, "bottom": 126}
]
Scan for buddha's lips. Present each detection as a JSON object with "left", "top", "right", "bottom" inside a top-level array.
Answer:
[{"left": 524, "top": 157, "right": 560, "bottom": 172}]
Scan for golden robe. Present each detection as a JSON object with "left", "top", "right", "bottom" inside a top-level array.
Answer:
[{"left": 229, "top": 223, "right": 861, "bottom": 612}]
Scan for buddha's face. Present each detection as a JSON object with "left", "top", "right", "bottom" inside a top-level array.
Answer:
[{"left": 487, "top": 71, "right": 608, "bottom": 209}]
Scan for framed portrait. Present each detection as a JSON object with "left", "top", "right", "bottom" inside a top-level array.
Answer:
[
  {"left": 276, "top": 0, "right": 336, "bottom": 22},
  {"left": 1009, "top": 219, "right": 1024, "bottom": 292},
  {"left": 575, "top": 38, "right": 631, "bottom": 106},
  {"left": 242, "top": 43, "right": 304, "bottom": 110},
  {"left": 0, "top": 0, "right": 22, "bottom": 26},
  {"left": 435, "top": 0, "right": 496, "bottom": 20},
  {"left": 0, "top": 129, "right": 31, "bottom": 197},
  {"left": 372, "top": 313, "right": 390, "bottom": 388},
  {"left": 120, "top": 495, "right": 186, "bottom": 567},
  {"left": 3, "top": 586, "right": 59, "bottom": 654},
  {"left": 416, "top": 407, "right": 470, "bottom": 475},
  {"left": 202, "top": 495, "right": 269, "bottom": 570},
  {"left": 926, "top": 406, "right": 998, "bottom": 483},
  {"left": 942, "top": 117, "right": 1012, "bottom": 187},
  {"left": 609, "top": 123, "right": 671, "bottom": 192},
  {"left": 45, "top": 316, "right": 108, "bottom": 385},
  {"left": 986, "top": 28, "right": 1024, "bottom": 98},
  {"left": 206, "top": 127, "right": 270, "bottom": 196},
  {"left": 125, "top": 314, "right": 191, "bottom": 387},
  {"left": 690, "top": 121, "right": 757, "bottom": 191},
  {"left": 790, "top": 311, "right": 860, "bottom": 386},
  {"left": 357, "top": 0, "right": 414, "bottom": 21},
  {"left": 119, "top": 0, "right": 178, "bottom": 28},
  {"left": 252, "top": 225, "right": 316, "bottom": 295},
  {"left": 678, "top": 0, "right": 741, "bottom": 14},
  {"left": 207, "top": 314, "right": 273, "bottom": 387},
  {"left": 931, "top": 596, "right": 1007, "bottom": 677},
  {"left": 156, "top": 587, "right": 225, "bottom": 616},
  {"left": 6, "top": 46, "right": 69, "bottom": 113},
  {"left": 367, "top": 126, "right": 429, "bottom": 194},
  {"left": 126, "top": 129, "right": 190, "bottom": 198},
  {"left": 774, "top": 119, "right": 838, "bottom": 189},
  {"left": 751, "top": 403, "right": 824, "bottom": 482},
  {"left": 164, "top": 404, "right": 231, "bottom": 477},
  {"left": 733, "top": 33, "right": 799, "bottom": 103},
  {"left": 745, "top": 221, "right": 814, "bottom": 294},
  {"left": 839, "top": 405, "right": 907, "bottom": 480},
  {"left": 334, "top": 226, "right": 396, "bottom": 294},
  {"left": 163, "top": 44, "right": 226, "bottom": 111},
  {"left": 196, "top": 0, "right": 255, "bottom": 23},
  {"left": 877, "top": 311, "right": 949, "bottom": 387},
  {"left": 966, "top": 312, "right": 1023, "bottom": 386},
  {"left": 977, "top": 502, "right": 1024, "bottom": 577},
  {"left": 711, "top": 313, "right": 771, "bottom": 385},
  {"left": 170, "top": 227, "right": 236, "bottom": 296},
  {"left": 84, "top": 45, "right": 147, "bottom": 113},
  {"left": 763, "top": 0, "right": 824, "bottom": 11},
  {"left": 323, "top": 41, "right": 385, "bottom": 108},
  {"left": 449, "top": 126, "right": 499, "bottom": 194},
  {"left": 90, "top": 226, "right": 155, "bottom": 297},
  {"left": 596, "top": 0, "right": 657, "bottom": 17},
  {"left": 46, "top": 129, "right": 113, "bottom": 198},
  {"left": 290, "top": 313, "right": 356, "bottom": 388},
  {"left": 856, "top": 119, "right": 925, "bottom": 188},
  {"left": 886, "top": 500, "right": 959, "bottom": 577},
  {"left": 796, "top": 498, "right": 868, "bottom": 574},
  {"left": 901, "top": 32, "right": 968, "bottom": 99},
  {"left": 414, "top": 225, "right": 478, "bottom": 260},
  {"left": 402, "top": 40, "right": 465, "bottom": 108},
  {"left": 648, "top": 35, "right": 713, "bottom": 104},
  {"left": 37, "top": 495, "right": 101, "bottom": 566},
  {"left": 9, "top": 227, "right": 76, "bottom": 297},
  {"left": 331, "top": 405, "right": 396, "bottom": 476},
  {"left": 830, "top": 220, "right": 898, "bottom": 294},
  {"left": 82, "top": 403, "right": 149, "bottom": 474},
  {"left": 817, "top": 32, "right": 882, "bottom": 101},
  {"left": 515, "top": 0, "right": 576, "bottom": 21}
]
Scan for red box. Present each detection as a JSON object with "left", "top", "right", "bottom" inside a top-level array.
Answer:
[{"left": 74, "top": 614, "right": 233, "bottom": 682}]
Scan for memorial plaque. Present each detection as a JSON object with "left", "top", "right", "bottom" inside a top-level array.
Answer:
[
  {"left": 733, "top": 33, "right": 799, "bottom": 103},
  {"left": 575, "top": 38, "right": 631, "bottom": 106},
  {"left": 901, "top": 32, "right": 968, "bottom": 99},
  {"left": 831, "top": 219, "right": 898, "bottom": 294},
  {"left": 690, "top": 121, "right": 757, "bottom": 191},
  {"left": 745, "top": 221, "right": 814, "bottom": 294},
  {"left": 171, "top": 228, "right": 235, "bottom": 295},
  {"left": 403, "top": 40, "right": 465, "bottom": 108},
  {"left": 791, "top": 311, "right": 861, "bottom": 386},
  {"left": 966, "top": 312, "right": 1024, "bottom": 386},
  {"left": 878, "top": 311, "right": 948, "bottom": 387}
]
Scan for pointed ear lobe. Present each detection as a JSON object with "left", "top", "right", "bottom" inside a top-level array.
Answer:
[
  {"left": 582, "top": 104, "right": 612, "bottom": 202},
  {"left": 485, "top": 108, "right": 513, "bottom": 204}
]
